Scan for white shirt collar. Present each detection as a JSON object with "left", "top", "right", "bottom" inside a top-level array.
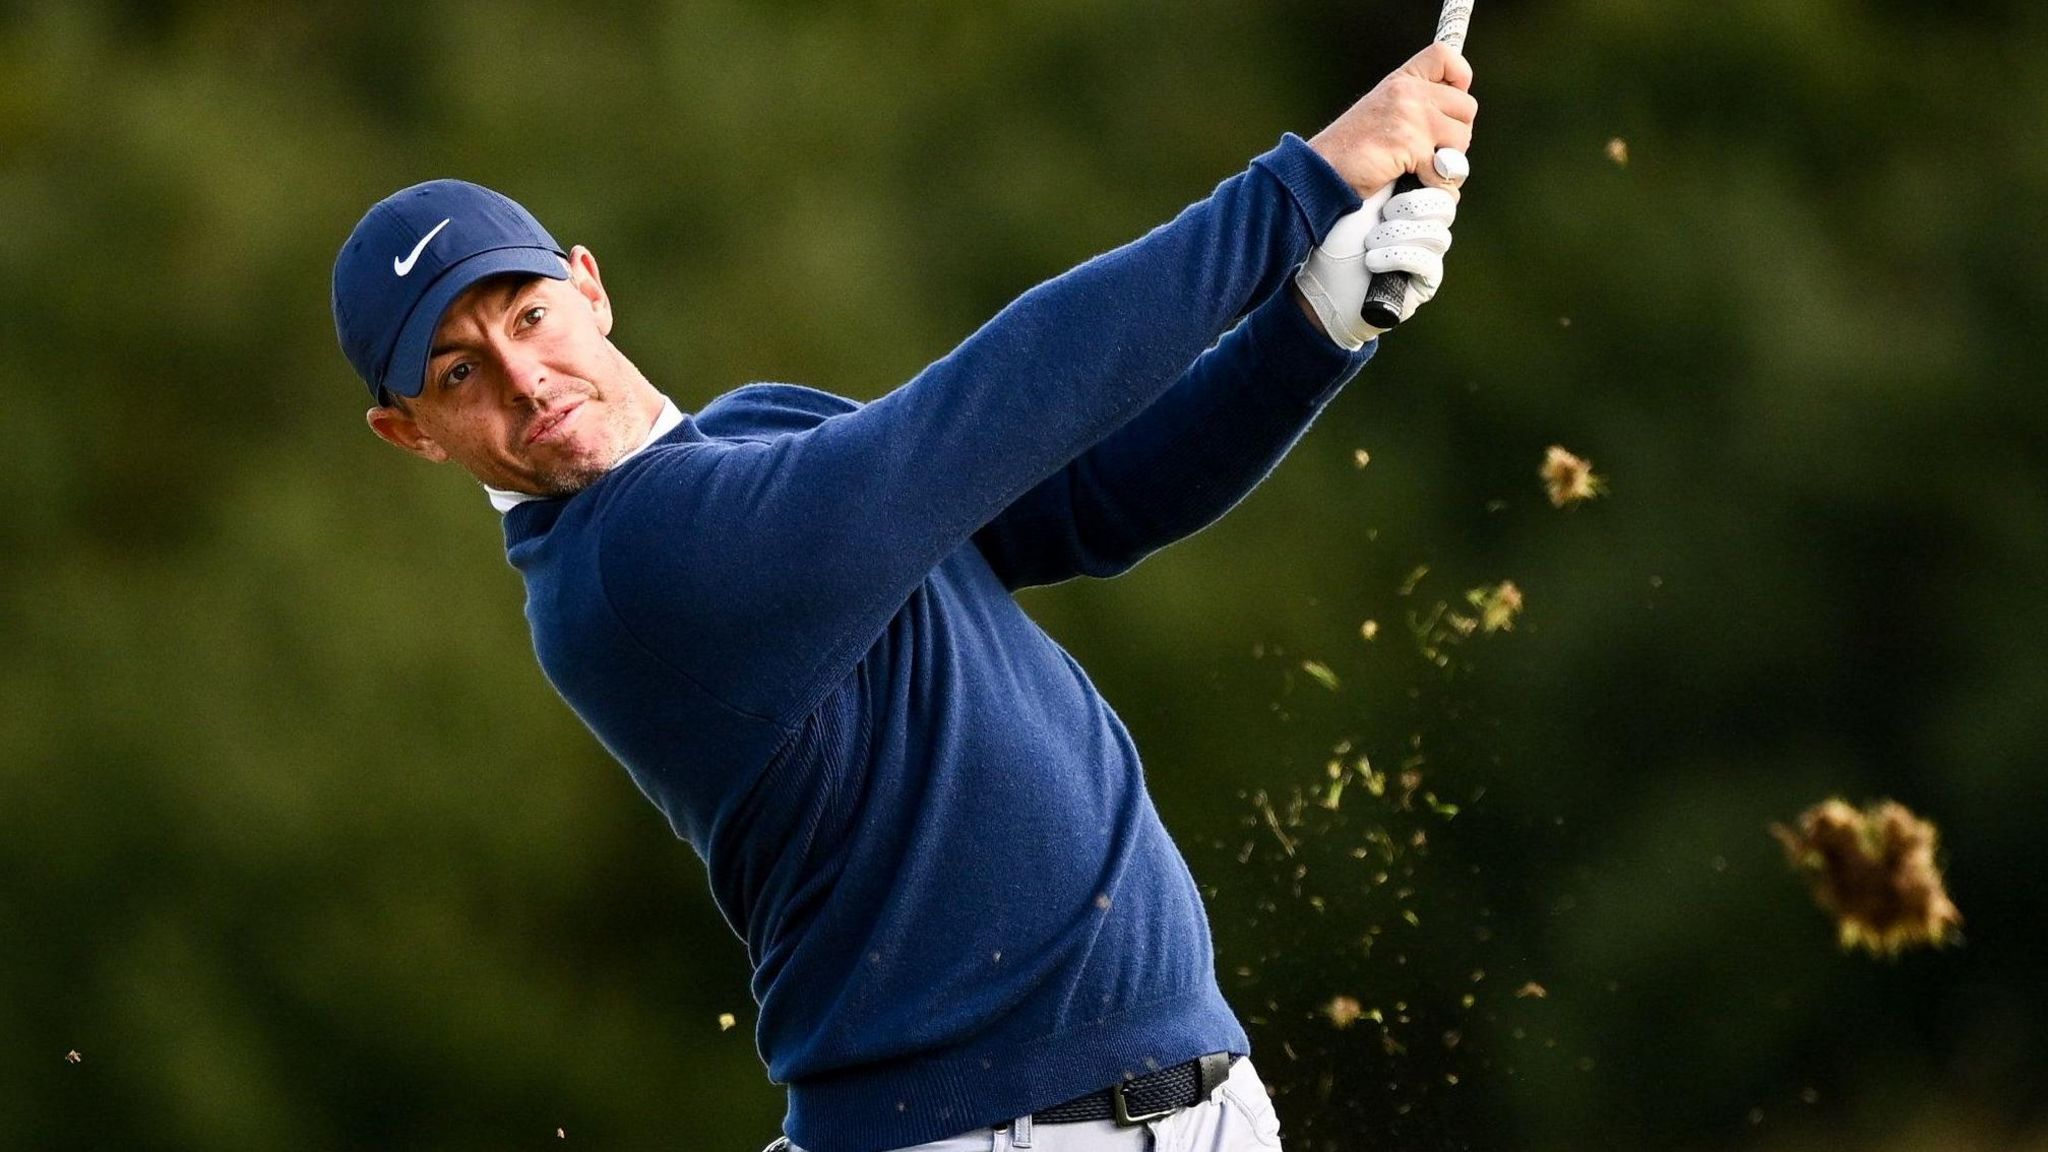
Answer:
[{"left": 486, "top": 396, "right": 684, "bottom": 514}]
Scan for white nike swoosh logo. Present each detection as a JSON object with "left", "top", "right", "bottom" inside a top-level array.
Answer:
[{"left": 393, "top": 218, "right": 451, "bottom": 276}]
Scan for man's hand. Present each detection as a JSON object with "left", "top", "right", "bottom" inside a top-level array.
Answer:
[
  {"left": 1293, "top": 173, "right": 1461, "bottom": 349},
  {"left": 1308, "top": 43, "right": 1476, "bottom": 197}
]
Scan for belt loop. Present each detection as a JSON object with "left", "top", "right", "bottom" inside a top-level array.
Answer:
[{"left": 1011, "top": 1114, "right": 1033, "bottom": 1148}]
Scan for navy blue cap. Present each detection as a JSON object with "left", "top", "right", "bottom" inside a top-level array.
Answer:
[{"left": 332, "top": 179, "right": 569, "bottom": 403}]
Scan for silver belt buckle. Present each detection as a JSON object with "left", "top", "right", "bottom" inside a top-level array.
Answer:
[{"left": 1110, "top": 1080, "right": 1176, "bottom": 1126}]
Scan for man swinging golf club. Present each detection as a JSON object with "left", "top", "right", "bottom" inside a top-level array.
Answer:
[{"left": 333, "top": 41, "right": 1473, "bottom": 1152}]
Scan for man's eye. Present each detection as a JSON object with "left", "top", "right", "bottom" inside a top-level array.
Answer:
[
  {"left": 444, "top": 361, "right": 474, "bottom": 387},
  {"left": 520, "top": 305, "right": 546, "bottom": 328}
]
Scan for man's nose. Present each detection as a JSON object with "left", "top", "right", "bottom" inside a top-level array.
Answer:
[{"left": 498, "top": 349, "right": 549, "bottom": 402}]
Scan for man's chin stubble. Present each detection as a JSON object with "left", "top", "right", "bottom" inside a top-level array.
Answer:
[
  {"left": 529, "top": 469, "right": 601, "bottom": 498},
  {"left": 519, "top": 407, "right": 648, "bottom": 499},
  {"left": 528, "top": 435, "right": 636, "bottom": 498}
]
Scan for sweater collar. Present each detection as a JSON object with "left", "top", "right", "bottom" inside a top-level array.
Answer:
[{"left": 485, "top": 396, "right": 684, "bottom": 514}]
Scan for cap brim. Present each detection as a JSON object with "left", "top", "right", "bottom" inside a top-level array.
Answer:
[{"left": 379, "top": 246, "right": 570, "bottom": 400}]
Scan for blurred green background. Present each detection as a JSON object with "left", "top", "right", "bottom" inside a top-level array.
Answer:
[{"left": 4, "top": 0, "right": 2044, "bottom": 1148}]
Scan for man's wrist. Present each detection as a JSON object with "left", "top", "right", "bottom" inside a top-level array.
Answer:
[
  {"left": 1291, "top": 281, "right": 1330, "bottom": 339},
  {"left": 1255, "top": 272, "right": 1378, "bottom": 407},
  {"left": 1253, "top": 134, "right": 1367, "bottom": 246},
  {"left": 1293, "top": 260, "right": 1379, "bottom": 352}
]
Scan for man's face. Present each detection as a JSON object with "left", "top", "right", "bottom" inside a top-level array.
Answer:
[{"left": 366, "top": 246, "right": 659, "bottom": 497}]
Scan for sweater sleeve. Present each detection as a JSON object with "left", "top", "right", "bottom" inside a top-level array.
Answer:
[
  {"left": 970, "top": 281, "right": 1376, "bottom": 590},
  {"left": 597, "top": 135, "right": 1361, "bottom": 721}
]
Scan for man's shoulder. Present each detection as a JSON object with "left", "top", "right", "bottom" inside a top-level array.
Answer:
[
  {"left": 570, "top": 384, "right": 866, "bottom": 588},
  {"left": 693, "top": 382, "right": 862, "bottom": 441}
]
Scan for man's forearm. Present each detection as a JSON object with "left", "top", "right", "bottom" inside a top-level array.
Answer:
[{"left": 972, "top": 282, "right": 1374, "bottom": 588}]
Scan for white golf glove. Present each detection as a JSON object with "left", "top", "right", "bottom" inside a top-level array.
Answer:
[{"left": 1295, "top": 150, "right": 1464, "bottom": 350}]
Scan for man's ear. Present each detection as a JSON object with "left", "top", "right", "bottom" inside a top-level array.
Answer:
[
  {"left": 566, "top": 245, "right": 613, "bottom": 337},
  {"left": 365, "top": 404, "right": 451, "bottom": 463}
]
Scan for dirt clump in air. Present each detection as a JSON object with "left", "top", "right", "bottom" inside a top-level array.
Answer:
[
  {"left": 1770, "top": 798, "right": 1961, "bottom": 956},
  {"left": 1540, "top": 446, "right": 1606, "bottom": 508}
]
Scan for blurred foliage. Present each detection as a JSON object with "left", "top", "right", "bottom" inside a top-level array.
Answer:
[{"left": 3, "top": 1, "right": 2044, "bottom": 1149}]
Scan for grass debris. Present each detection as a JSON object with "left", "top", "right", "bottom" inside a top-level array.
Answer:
[
  {"left": 1540, "top": 446, "right": 1606, "bottom": 508},
  {"left": 1470, "top": 582, "right": 1524, "bottom": 633},
  {"left": 1771, "top": 798, "right": 1962, "bottom": 956}
]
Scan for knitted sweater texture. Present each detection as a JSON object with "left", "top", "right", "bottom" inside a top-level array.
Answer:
[{"left": 503, "top": 134, "right": 1371, "bottom": 1152}]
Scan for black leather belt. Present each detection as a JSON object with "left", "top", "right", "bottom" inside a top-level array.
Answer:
[{"left": 1033, "top": 1052, "right": 1235, "bottom": 1126}]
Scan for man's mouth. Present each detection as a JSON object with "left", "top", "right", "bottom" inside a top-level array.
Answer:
[{"left": 525, "top": 401, "right": 584, "bottom": 446}]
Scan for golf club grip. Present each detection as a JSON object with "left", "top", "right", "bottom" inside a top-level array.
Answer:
[
  {"left": 1435, "top": 2, "right": 1473, "bottom": 53},
  {"left": 1360, "top": 173, "right": 1425, "bottom": 331},
  {"left": 1360, "top": 0, "right": 1472, "bottom": 332}
]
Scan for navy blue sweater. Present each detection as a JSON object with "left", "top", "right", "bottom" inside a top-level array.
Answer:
[{"left": 503, "top": 135, "right": 1371, "bottom": 1152}]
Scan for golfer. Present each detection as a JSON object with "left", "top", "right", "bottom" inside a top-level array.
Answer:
[{"left": 333, "top": 44, "right": 1473, "bottom": 1152}]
